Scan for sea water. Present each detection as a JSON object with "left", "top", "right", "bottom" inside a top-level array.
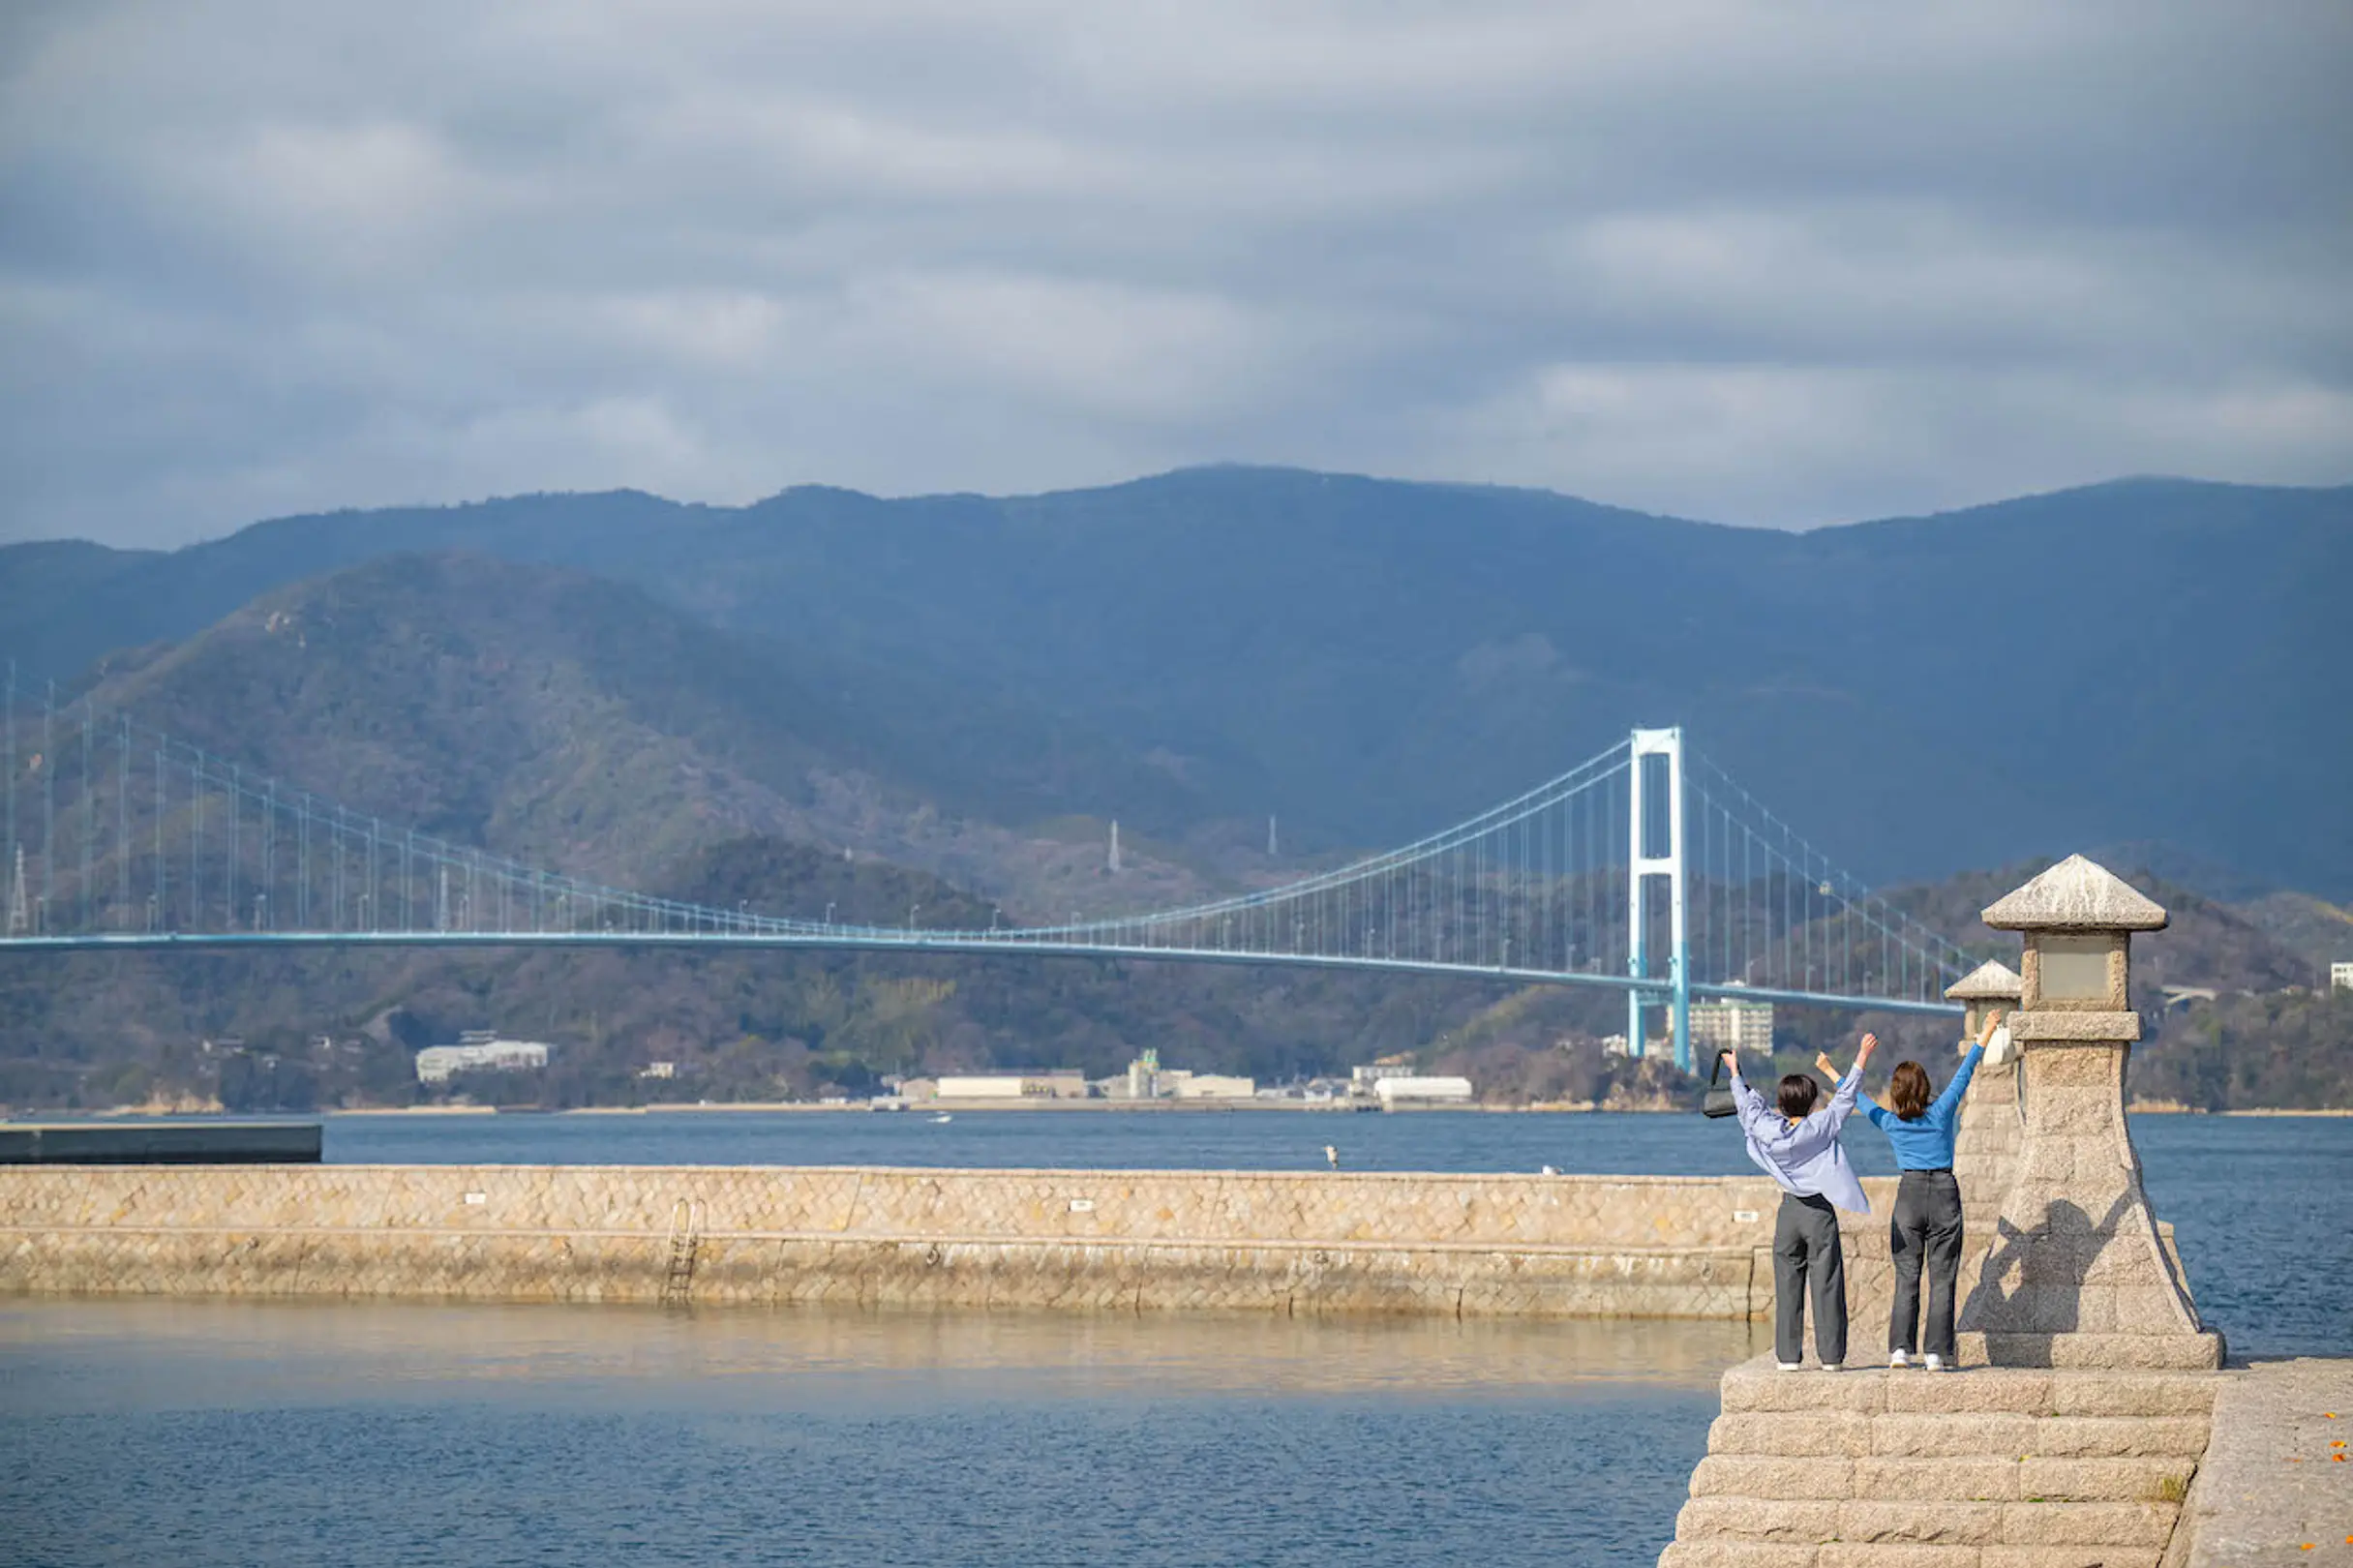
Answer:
[{"left": 0, "top": 1303, "right": 1742, "bottom": 1567}]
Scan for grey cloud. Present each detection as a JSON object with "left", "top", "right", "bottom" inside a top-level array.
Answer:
[{"left": 2, "top": 0, "right": 2347, "bottom": 545}]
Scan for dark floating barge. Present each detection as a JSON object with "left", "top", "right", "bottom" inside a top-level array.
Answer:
[{"left": 0, "top": 1122, "right": 322, "bottom": 1164}]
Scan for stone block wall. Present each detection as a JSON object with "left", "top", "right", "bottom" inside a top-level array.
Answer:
[
  {"left": 0, "top": 1163, "right": 2067, "bottom": 1328},
  {"left": 0, "top": 1163, "right": 1986, "bottom": 1320},
  {"left": 1, "top": 1164, "right": 1791, "bottom": 1316}
]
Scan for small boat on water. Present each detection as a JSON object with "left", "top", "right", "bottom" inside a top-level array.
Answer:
[{"left": 929, "top": 1113, "right": 953, "bottom": 1124}]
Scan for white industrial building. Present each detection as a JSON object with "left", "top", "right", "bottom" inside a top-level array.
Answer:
[
  {"left": 2333, "top": 961, "right": 2353, "bottom": 993},
  {"left": 933, "top": 1071, "right": 1091, "bottom": 1101},
  {"left": 1097, "top": 1053, "right": 1255, "bottom": 1101},
  {"left": 414, "top": 1032, "right": 552, "bottom": 1084},
  {"left": 1164, "top": 1071, "right": 1255, "bottom": 1101},
  {"left": 1373, "top": 1074, "right": 1475, "bottom": 1108}
]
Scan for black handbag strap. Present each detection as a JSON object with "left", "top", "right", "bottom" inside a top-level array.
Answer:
[{"left": 1700, "top": 1050, "right": 1738, "bottom": 1118}]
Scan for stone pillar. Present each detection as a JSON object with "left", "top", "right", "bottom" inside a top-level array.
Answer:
[
  {"left": 1958, "top": 856, "right": 2221, "bottom": 1369},
  {"left": 1946, "top": 958, "right": 2024, "bottom": 1229}
]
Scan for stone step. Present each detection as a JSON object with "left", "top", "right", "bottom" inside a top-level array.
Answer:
[
  {"left": 1704, "top": 1410, "right": 2210, "bottom": 1461},
  {"left": 1687, "top": 1451, "right": 2197, "bottom": 1502},
  {"left": 1717, "top": 1361, "right": 2218, "bottom": 1420},
  {"left": 1705, "top": 1411, "right": 1875, "bottom": 1458},
  {"left": 1658, "top": 1358, "right": 2214, "bottom": 1565},
  {"left": 1672, "top": 1494, "right": 2180, "bottom": 1551},
  {"left": 1873, "top": 1414, "right": 2208, "bottom": 1460},
  {"left": 1657, "top": 1544, "right": 1823, "bottom": 1568},
  {"left": 1660, "top": 1545, "right": 2168, "bottom": 1568}
]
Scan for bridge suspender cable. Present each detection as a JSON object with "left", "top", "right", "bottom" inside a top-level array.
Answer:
[{"left": 0, "top": 680, "right": 1970, "bottom": 1058}]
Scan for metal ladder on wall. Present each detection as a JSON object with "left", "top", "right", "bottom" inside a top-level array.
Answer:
[{"left": 659, "top": 1197, "right": 706, "bottom": 1307}]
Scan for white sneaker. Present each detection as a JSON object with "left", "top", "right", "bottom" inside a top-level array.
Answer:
[
  {"left": 1889, "top": 1350, "right": 1911, "bottom": 1369},
  {"left": 1776, "top": 1361, "right": 1802, "bottom": 1372},
  {"left": 1924, "top": 1353, "right": 1948, "bottom": 1372},
  {"left": 1821, "top": 1363, "right": 1843, "bottom": 1372}
]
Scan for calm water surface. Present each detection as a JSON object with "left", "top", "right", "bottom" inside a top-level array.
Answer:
[{"left": 0, "top": 1303, "right": 1745, "bottom": 1568}]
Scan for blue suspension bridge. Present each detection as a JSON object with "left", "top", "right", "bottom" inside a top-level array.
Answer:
[{"left": 0, "top": 680, "right": 1969, "bottom": 1069}]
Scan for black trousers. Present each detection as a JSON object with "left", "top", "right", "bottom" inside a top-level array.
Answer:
[
  {"left": 1888, "top": 1169, "right": 1965, "bottom": 1360},
  {"left": 1771, "top": 1192, "right": 1847, "bottom": 1366}
]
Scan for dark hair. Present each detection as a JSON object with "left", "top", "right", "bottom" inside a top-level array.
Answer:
[
  {"left": 1777, "top": 1073, "right": 1820, "bottom": 1119},
  {"left": 1889, "top": 1060, "right": 1933, "bottom": 1121}
]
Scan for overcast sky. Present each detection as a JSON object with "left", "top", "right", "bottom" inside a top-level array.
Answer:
[{"left": 3, "top": 2, "right": 2347, "bottom": 547}]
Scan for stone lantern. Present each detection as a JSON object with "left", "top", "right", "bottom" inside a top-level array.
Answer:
[
  {"left": 1957, "top": 855, "right": 2221, "bottom": 1369},
  {"left": 1945, "top": 958, "right": 2023, "bottom": 1228}
]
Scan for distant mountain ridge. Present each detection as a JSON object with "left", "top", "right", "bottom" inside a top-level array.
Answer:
[
  {"left": 4, "top": 467, "right": 2347, "bottom": 894},
  {"left": 69, "top": 553, "right": 1228, "bottom": 916}
]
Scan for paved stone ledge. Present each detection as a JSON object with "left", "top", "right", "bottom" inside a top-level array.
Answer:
[
  {"left": 0, "top": 1163, "right": 1802, "bottom": 1248},
  {"left": 2174, "top": 1358, "right": 2353, "bottom": 1567}
]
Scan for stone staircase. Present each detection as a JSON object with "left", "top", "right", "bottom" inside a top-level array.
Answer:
[{"left": 1659, "top": 1356, "right": 2216, "bottom": 1567}]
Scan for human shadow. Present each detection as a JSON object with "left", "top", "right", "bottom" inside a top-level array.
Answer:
[{"left": 1959, "top": 1190, "right": 2135, "bottom": 1365}]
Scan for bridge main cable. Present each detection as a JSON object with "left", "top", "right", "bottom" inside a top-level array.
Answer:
[{"left": 0, "top": 681, "right": 1966, "bottom": 1028}]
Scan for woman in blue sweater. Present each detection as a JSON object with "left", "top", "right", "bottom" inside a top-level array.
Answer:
[{"left": 1835, "top": 1009, "right": 2003, "bottom": 1370}]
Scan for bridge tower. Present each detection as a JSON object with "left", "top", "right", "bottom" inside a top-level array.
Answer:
[{"left": 1626, "top": 727, "right": 1692, "bottom": 1070}]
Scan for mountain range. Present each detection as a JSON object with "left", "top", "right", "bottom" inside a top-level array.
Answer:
[
  {"left": 1, "top": 466, "right": 2348, "bottom": 1112},
  {"left": 6, "top": 467, "right": 2346, "bottom": 897}
]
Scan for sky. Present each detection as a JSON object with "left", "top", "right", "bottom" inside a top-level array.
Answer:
[{"left": 2, "top": 1, "right": 2348, "bottom": 548}]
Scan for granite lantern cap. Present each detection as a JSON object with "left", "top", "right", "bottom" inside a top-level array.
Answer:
[
  {"left": 1946, "top": 958, "right": 2024, "bottom": 1039},
  {"left": 1946, "top": 959, "right": 2023, "bottom": 1002},
  {"left": 1981, "top": 856, "right": 2165, "bottom": 1019},
  {"left": 1981, "top": 856, "right": 2167, "bottom": 933}
]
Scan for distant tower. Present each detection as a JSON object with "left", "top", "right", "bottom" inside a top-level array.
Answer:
[
  {"left": 1267, "top": 815, "right": 1279, "bottom": 858},
  {"left": 436, "top": 866, "right": 451, "bottom": 933},
  {"left": 5, "top": 844, "right": 25, "bottom": 936},
  {"left": 1107, "top": 821, "right": 1122, "bottom": 874}
]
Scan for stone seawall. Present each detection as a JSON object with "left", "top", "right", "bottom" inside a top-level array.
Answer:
[{"left": 0, "top": 1164, "right": 1950, "bottom": 1319}]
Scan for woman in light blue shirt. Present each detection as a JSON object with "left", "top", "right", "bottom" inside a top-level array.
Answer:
[
  {"left": 1842, "top": 1009, "right": 2004, "bottom": 1371},
  {"left": 1724, "top": 1033, "right": 1877, "bottom": 1372}
]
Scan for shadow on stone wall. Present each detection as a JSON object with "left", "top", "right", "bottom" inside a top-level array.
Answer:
[{"left": 1959, "top": 1191, "right": 2133, "bottom": 1366}]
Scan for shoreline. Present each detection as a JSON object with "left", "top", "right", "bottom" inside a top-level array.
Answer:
[{"left": 15, "top": 1100, "right": 2351, "bottom": 1121}]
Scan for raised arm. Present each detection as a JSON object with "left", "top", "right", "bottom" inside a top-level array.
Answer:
[
  {"left": 1723, "top": 1050, "right": 1774, "bottom": 1138},
  {"left": 1931, "top": 1010, "right": 2002, "bottom": 1120},
  {"left": 1820, "top": 1033, "right": 1877, "bottom": 1135},
  {"left": 1818, "top": 1045, "right": 1894, "bottom": 1124}
]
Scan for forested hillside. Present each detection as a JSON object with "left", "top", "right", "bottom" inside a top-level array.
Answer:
[{"left": 61, "top": 552, "right": 1245, "bottom": 914}]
